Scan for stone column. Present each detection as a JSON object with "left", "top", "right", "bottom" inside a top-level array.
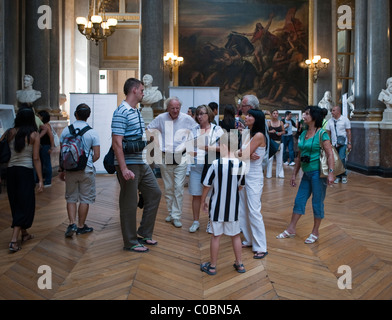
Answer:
[
  {"left": 352, "top": 0, "right": 367, "bottom": 120},
  {"left": 24, "top": 0, "right": 60, "bottom": 113},
  {"left": 366, "top": 0, "right": 390, "bottom": 121},
  {"left": 140, "top": 0, "right": 164, "bottom": 124},
  {"left": 49, "top": 0, "right": 60, "bottom": 114},
  {"left": 1, "top": 0, "right": 20, "bottom": 107},
  {"left": 25, "top": 0, "right": 51, "bottom": 111},
  {"left": 348, "top": 0, "right": 391, "bottom": 177},
  {"left": 314, "top": 0, "right": 333, "bottom": 104}
]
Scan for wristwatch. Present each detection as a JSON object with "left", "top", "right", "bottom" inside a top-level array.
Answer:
[{"left": 329, "top": 169, "right": 334, "bottom": 173}]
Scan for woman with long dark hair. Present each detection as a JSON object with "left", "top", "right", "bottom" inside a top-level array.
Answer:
[
  {"left": 276, "top": 106, "right": 334, "bottom": 244},
  {"left": 236, "top": 109, "right": 268, "bottom": 259},
  {"left": 38, "top": 110, "right": 55, "bottom": 187},
  {"left": 219, "top": 104, "right": 236, "bottom": 132},
  {"left": 1, "top": 108, "right": 43, "bottom": 252},
  {"left": 266, "top": 109, "right": 285, "bottom": 179}
]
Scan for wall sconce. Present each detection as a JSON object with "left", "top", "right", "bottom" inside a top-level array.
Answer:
[
  {"left": 304, "top": 55, "right": 330, "bottom": 83},
  {"left": 163, "top": 53, "right": 184, "bottom": 81}
]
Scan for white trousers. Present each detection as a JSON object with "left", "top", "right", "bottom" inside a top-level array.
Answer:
[
  {"left": 159, "top": 158, "right": 188, "bottom": 220},
  {"left": 266, "top": 146, "right": 284, "bottom": 178},
  {"left": 239, "top": 175, "right": 267, "bottom": 253}
]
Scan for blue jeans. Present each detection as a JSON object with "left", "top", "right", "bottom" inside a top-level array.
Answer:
[
  {"left": 40, "top": 145, "right": 52, "bottom": 185},
  {"left": 336, "top": 145, "right": 347, "bottom": 178},
  {"left": 293, "top": 171, "right": 327, "bottom": 220},
  {"left": 282, "top": 135, "right": 295, "bottom": 163}
]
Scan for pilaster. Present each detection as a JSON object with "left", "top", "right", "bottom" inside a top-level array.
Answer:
[{"left": 140, "top": 0, "right": 164, "bottom": 109}]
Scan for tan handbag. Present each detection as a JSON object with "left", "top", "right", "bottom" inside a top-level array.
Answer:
[{"left": 319, "top": 130, "right": 345, "bottom": 178}]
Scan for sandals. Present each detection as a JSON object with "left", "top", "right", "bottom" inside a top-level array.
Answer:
[
  {"left": 233, "top": 262, "right": 246, "bottom": 274},
  {"left": 9, "top": 242, "right": 21, "bottom": 253},
  {"left": 124, "top": 244, "right": 149, "bottom": 253},
  {"left": 276, "top": 230, "right": 296, "bottom": 239},
  {"left": 241, "top": 241, "right": 252, "bottom": 248},
  {"left": 21, "top": 233, "right": 34, "bottom": 243},
  {"left": 253, "top": 252, "right": 269, "bottom": 260},
  {"left": 138, "top": 237, "right": 158, "bottom": 246},
  {"left": 305, "top": 234, "right": 319, "bottom": 244},
  {"left": 200, "top": 262, "right": 217, "bottom": 276}
]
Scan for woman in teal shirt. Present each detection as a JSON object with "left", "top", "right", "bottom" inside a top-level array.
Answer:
[{"left": 276, "top": 106, "right": 335, "bottom": 244}]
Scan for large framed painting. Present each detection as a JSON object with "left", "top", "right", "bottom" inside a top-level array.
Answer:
[{"left": 179, "top": 0, "right": 309, "bottom": 109}]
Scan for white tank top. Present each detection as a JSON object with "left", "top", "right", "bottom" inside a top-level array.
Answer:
[{"left": 8, "top": 138, "right": 34, "bottom": 169}]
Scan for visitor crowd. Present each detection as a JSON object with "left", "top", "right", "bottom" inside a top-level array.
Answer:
[{"left": 1, "top": 77, "right": 352, "bottom": 276}]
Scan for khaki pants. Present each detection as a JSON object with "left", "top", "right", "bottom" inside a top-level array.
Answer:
[
  {"left": 116, "top": 164, "right": 161, "bottom": 249},
  {"left": 159, "top": 155, "right": 187, "bottom": 220}
]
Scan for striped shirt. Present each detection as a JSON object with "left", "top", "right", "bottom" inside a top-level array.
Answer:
[
  {"left": 111, "top": 100, "right": 147, "bottom": 165},
  {"left": 203, "top": 158, "right": 246, "bottom": 222}
]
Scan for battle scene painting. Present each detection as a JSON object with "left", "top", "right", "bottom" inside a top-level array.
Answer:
[{"left": 179, "top": 0, "right": 309, "bottom": 109}]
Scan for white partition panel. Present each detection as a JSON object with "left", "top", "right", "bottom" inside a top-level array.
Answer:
[
  {"left": 169, "top": 87, "right": 220, "bottom": 122},
  {"left": 0, "top": 105, "right": 16, "bottom": 136},
  {"left": 70, "top": 93, "right": 118, "bottom": 174}
]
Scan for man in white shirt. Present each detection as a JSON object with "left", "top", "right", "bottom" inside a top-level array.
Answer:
[
  {"left": 326, "top": 106, "right": 352, "bottom": 184},
  {"left": 147, "top": 97, "right": 197, "bottom": 228}
]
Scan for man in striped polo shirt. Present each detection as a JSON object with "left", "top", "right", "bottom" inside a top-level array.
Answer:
[{"left": 111, "top": 78, "right": 162, "bottom": 253}]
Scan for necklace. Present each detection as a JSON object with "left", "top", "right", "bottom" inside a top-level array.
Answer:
[{"left": 305, "top": 127, "right": 317, "bottom": 139}]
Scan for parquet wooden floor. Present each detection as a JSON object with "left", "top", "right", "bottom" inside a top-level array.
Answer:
[{"left": 0, "top": 166, "right": 391, "bottom": 301}]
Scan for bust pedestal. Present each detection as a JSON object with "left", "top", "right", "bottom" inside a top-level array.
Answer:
[
  {"left": 382, "top": 109, "right": 392, "bottom": 123},
  {"left": 141, "top": 104, "right": 154, "bottom": 126}
]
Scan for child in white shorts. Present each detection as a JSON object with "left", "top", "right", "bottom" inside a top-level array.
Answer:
[{"left": 200, "top": 132, "right": 246, "bottom": 276}]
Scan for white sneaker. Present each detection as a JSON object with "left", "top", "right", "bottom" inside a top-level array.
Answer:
[
  {"left": 172, "top": 219, "right": 182, "bottom": 228},
  {"left": 165, "top": 215, "right": 172, "bottom": 222},
  {"left": 284, "top": 162, "right": 289, "bottom": 166},
  {"left": 334, "top": 178, "right": 340, "bottom": 184},
  {"left": 189, "top": 221, "right": 200, "bottom": 233},
  {"left": 342, "top": 177, "right": 348, "bottom": 184},
  {"left": 289, "top": 162, "right": 296, "bottom": 166}
]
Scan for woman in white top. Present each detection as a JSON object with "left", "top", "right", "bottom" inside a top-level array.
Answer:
[
  {"left": 188, "top": 105, "right": 224, "bottom": 233},
  {"left": 1, "top": 108, "right": 43, "bottom": 253},
  {"left": 236, "top": 109, "right": 268, "bottom": 259}
]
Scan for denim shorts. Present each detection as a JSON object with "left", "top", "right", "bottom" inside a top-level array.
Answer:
[{"left": 293, "top": 170, "right": 327, "bottom": 219}]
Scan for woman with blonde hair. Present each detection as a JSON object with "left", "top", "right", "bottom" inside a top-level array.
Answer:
[{"left": 188, "top": 105, "right": 224, "bottom": 233}]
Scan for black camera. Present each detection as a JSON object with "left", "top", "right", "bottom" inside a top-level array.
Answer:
[{"left": 300, "top": 156, "right": 311, "bottom": 164}]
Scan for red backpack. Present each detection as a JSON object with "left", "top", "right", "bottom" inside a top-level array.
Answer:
[{"left": 60, "top": 125, "right": 92, "bottom": 171}]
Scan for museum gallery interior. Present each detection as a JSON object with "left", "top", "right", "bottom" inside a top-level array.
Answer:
[{"left": 0, "top": 0, "right": 392, "bottom": 301}]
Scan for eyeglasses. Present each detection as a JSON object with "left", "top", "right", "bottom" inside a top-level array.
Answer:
[{"left": 197, "top": 112, "right": 208, "bottom": 116}]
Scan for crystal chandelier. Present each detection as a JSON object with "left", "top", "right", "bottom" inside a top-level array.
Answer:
[{"left": 76, "top": 0, "right": 118, "bottom": 46}]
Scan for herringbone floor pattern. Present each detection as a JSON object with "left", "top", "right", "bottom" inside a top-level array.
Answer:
[{"left": 0, "top": 166, "right": 391, "bottom": 300}]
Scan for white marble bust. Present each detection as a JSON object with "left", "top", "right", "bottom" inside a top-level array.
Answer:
[
  {"left": 318, "top": 91, "right": 334, "bottom": 113},
  {"left": 141, "top": 74, "right": 163, "bottom": 106},
  {"left": 16, "top": 75, "right": 41, "bottom": 104},
  {"left": 378, "top": 77, "right": 392, "bottom": 110},
  {"left": 347, "top": 82, "right": 355, "bottom": 118}
]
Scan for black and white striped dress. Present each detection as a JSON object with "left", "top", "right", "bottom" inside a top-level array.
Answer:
[{"left": 203, "top": 157, "right": 246, "bottom": 236}]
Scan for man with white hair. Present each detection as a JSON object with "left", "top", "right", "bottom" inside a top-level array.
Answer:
[
  {"left": 147, "top": 97, "right": 197, "bottom": 228},
  {"left": 240, "top": 95, "right": 260, "bottom": 115}
]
